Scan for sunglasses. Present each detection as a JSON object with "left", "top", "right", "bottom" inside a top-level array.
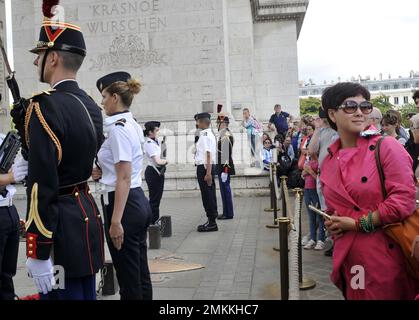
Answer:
[{"left": 337, "top": 100, "right": 373, "bottom": 114}]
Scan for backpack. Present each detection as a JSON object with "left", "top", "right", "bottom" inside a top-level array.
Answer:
[
  {"left": 251, "top": 116, "right": 263, "bottom": 133},
  {"left": 277, "top": 153, "right": 292, "bottom": 176},
  {"left": 287, "top": 168, "right": 305, "bottom": 189}
]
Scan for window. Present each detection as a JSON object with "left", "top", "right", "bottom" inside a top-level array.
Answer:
[
  {"left": 384, "top": 97, "right": 390, "bottom": 103},
  {"left": 302, "top": 90, "right": 307, "bottom": 96},
  {"left": 404, "top": 96, "right": 409, "bottom": 104},
  {"left": 393, "top": 84, "right": 399, "bottom": 89},
  {"left": 372, "top": 85, "right": 378, "bottom": 91},
  {"left": 384, "top": 85, "right": 390, "bottom": 90},
  {"left": 416, "top": 82, "right": 419, "bottom": 88},
  {"left": 313, "top": 90, "right": 318, "bottom": 95},
  {"left": 394, "top": 97, "right": 399, "bottom": 105},
  {"left": 403, "top": 83, "right": 409, "bottom": 89}
]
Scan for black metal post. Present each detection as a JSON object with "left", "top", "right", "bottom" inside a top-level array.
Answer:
[{"left": 278, "top": 217, "right": 290, "bottom": 300}]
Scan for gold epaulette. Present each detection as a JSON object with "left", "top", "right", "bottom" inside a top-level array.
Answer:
[{"left": 30, "top": 89, "right": 56, "bottom": 99}]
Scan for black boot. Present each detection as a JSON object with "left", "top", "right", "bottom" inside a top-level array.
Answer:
[{"left": 197, "top": 220, "right": 218, "bottom": 232}]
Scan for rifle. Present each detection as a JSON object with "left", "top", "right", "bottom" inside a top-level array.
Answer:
[
  {"left": 0, "top": 131, "right": 21, "bottom": 174},
  {"left": 0, "top": 35, "right": 29, "bottom": 159}
]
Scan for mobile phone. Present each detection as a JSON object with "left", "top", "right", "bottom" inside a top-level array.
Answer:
[{"left": 308, "top": 205, "right": 332, "bottom": 220}]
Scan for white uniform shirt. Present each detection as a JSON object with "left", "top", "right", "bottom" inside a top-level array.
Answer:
[
  {"left": 98, "top": 112, "right": 144, "bottom": 190},
  {"left": 144, "top": 137, "right": 161, "bottom": 167},
  {"left": 0, "top": 134, "right": 16, "bottom": 204},
  {"left": 195, "top": 128, "right": 216, "bottom": 166}
]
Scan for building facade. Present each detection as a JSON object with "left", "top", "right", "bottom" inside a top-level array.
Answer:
[
  {"left": 300, "top": 72, "right": 419, "bottom": 107},
  {"left": 6, "top": 0, "right": 308, "bottom": 125}
]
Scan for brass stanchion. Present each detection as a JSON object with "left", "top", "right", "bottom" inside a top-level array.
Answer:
[
  {"left": 264, "top": 168, "right": 275, "bottom": 212},
  {"left": 294, "top": 188, "right": 316, "bottom": 290},
  {"left": 266, "top": 163, "right": 279, "bottom": 229},
  {"left": 277, "top": 217, "right": 290, "bottom": 300}
]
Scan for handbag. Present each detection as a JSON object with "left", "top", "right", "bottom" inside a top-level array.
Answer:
[{"left": 375, "top": 136, "right": 419, "bottom": 278}]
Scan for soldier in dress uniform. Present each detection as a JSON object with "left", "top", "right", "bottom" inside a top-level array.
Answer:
[
  {"left": 216, "top": 113, "right": 235, "bottom": 220},
  {"left": 195, "top": 113, "right": 218, "bottom": 232},
  {"left": 23, "top": 16, "right": 104, "bottom": 300},
  {"left": 144, "top": 121, "right": 168, "bottom": 225},
  {"left": 91, "top": 72, "right": 153, "bottom": 300}
]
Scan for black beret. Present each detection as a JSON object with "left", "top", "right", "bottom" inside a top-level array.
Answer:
[
  {"left": 96, "top": 71, "right": 131, "bottom": 93},
  {"left": 195, "top": 112, "right": 211, "bottom": 120},
  {"left": 30, "top": 21, "right": 86, "bottom": 57},
  {"left": 144, "top": 121, "right": 161, "bottom": 130}
]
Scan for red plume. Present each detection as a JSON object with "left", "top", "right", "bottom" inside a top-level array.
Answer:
[
  {"left": 43, "top": 0, "right": 60, "bottom": 18},
  {"left": 217, "top": 104, "right": 223, "bottom": 113}
]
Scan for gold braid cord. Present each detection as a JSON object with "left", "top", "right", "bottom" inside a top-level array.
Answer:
[
  {"left": 25, "top": 101, "right": 62, "bottom": 164},
  {"left": 25, "top": 183, "right": 53, "bottom": 239}
]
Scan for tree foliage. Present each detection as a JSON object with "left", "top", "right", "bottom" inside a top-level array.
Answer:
[{"left": 300, "top": 97, "right": 321, "bottom": 115}]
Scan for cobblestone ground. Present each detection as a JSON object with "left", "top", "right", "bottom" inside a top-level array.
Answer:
[{"left": 13, "top": 195, "right": 343, "bottom": 300}]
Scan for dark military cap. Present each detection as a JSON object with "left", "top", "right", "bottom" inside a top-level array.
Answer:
[
  {"left": 96, "top": 72, "right": 132, "bottom": 93},
  {"left": 144, "top": 121, "right": 161, "bottom": 130},
  {"left": 319, "top": 106, "right": 327, "bottom": 119},
  {"left": 195, "top": 112, "right": 211, "bottom": 120},
  {"left": 30, "top": 21, "right": 87, "bottom": 56}
]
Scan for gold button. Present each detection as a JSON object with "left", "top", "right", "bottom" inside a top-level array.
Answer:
[
  {"left": 97, "top": 215, "right": 101, "bottom": 218},
  {"left": 28, "top": 251, "right": 33, "bottom": 255},
  {"left": 48, "top": 41, "right": 54, "bottom": 48},
  {"left": 29, "top": 237, "right": 34, "bottom": 241},
  {"left": 88, "top": 190, "right": 92, "bottom": 194},
  {"left": 75, "top": 192, "right": 79, "bottom": 197},
  {"left": 84, "top": 217, "right": 89, "bottom": 222},
  {"left": 29, "top": 244, "right": 33, "bottom": 248}
]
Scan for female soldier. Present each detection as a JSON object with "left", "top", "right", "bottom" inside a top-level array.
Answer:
[
  {"left": 144, "top": 121, "right": 168, "bottom": 224},
  {"left": 92, "top": 72, "right": 152, "bottom": 300}
]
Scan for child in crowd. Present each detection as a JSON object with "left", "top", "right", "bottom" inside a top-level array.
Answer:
[{"left": 302, "top": 151, "right": 325, "bottom": 250}]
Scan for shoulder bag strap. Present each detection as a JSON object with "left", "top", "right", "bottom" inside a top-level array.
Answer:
[{"left": 374, "top": 136, "right": 387, "bottom": 198}]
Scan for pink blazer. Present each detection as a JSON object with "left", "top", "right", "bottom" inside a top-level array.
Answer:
[{"left": 320, "top": 135, "right": 417, "bottom": 299}]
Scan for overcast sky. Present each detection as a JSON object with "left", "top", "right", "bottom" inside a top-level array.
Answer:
[{"left": 297, "top": 0, "right": 419, "bottom": 84}]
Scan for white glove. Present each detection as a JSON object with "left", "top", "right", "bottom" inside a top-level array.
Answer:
[
  {"left": 221, "top": 172, "right": 228, "bottom": 183},
  {"left": 26, "top": 257, "right": 55, "bottom": 294},
  {"left": 12, "top": 158, "right": 28, "bottom": 182}
]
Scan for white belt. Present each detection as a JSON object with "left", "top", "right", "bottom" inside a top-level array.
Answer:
[
  {"left": 0, "top": 197, "right": 13, "bottom": 207},
  {"left": 98, "top": 183, "right": 114, "bottom": 206}
]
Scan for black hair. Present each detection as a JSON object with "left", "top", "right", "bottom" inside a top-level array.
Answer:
[
  {"left": 321, "top": 82, "right": 371, "bottom": 130},
  {"left": 56, "top": 50, "right": 84, "bottom": 72},
  {"left": 306, "top": 123, "right": 315, "bottom": 131},
  {"left": 144, "top": 126, "right": 158, "bottom": 137},
  {"left": 274, "top": 133, "right": 285, "bottom": 143},
  {"left": 413, "top": 90, "right": 419, "bottom": 102}
]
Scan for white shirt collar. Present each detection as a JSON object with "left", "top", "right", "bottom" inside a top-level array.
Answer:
[
  {"left": 105, "top": 111, "right": 133, "bottom": 126},
  {"left": 52, "top": 79, "right": 77, "bottom": 88}
]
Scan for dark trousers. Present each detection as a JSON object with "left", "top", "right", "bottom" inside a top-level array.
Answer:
[
  {"left": 218, "top": 174, "right": 234, "bottom": 218},
  {"left": 0, "top": 205, "right": 19, "bottom": 300},
  {"left": 103, "top": 187, "right": 153, "bottom": 300},
  {"left": 250, "top": 134, "right": 256, "bottom": 157},
  {"left": 197, "top": 165, "right": 218, "bottom": 222},
  {"left": 145, "top": 166, "right": 165, "bottom": 224},
  {"left": 40, "top": 275, "right": 96, "bottom": 300}
]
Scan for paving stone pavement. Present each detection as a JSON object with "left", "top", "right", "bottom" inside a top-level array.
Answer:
[{"left": 13, "top": 194, "right": 343, "bottom": 300}]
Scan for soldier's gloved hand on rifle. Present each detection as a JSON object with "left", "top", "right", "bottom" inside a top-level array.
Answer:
[
  {"left": 26, "top": 257, "right": 56, "bottom": 294},
  {"left": 11, "top": 158, "right": 28, "bottom": 183},
  {"left": 10, "top": 99, "right": 30, "bottom": 148}
]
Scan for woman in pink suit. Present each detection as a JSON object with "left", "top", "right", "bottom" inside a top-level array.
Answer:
[{"left": 319, "top": 82, "right": 418, "bottom": 300}]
